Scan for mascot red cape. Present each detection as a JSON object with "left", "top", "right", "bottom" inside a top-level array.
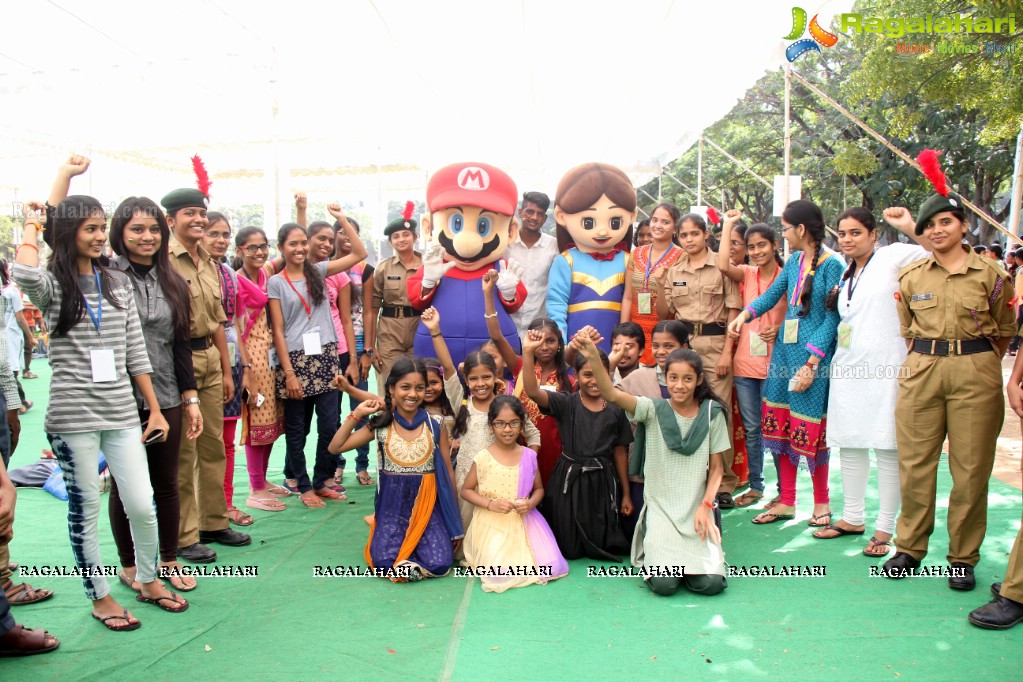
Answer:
[{"left": 408, "top": 162, "right": 526, "bottom": 367}]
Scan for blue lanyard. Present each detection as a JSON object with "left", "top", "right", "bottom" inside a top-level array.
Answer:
[
  {"left": 643, "top": 245, "right": 674, "bottom": 289},
  {"left": 83, "top": 268, "right": 102, "bottom": 334}
]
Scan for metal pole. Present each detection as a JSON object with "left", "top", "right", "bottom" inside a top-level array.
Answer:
[
  {"left": 662, "top": 171, "right": 698, "bottom": 198},
  {"left": 1010, "top": 122, "right": 1023, "bottom": 237},
  {"left": 697, "top": 136, "right": 704, "bottom": 207},
  {"left": 702, "top": 136, "right": 773, "bottom": 190},
  {"left": 783, "top": 63, "right": 792, "bottom": 258},
  {"left": 658, "top": 173, "right": 662, "bottom": 201}
]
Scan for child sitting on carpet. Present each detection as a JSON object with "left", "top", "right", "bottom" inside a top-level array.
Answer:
[
  {"left": 522, "top": 329, "right": 633, "bottom": 562},
  {"left": 421, "top": 307, "right": 541, "bottom": 535},
  {"left": 575, "top": 335, "right": 728, "bottom": 596},
  {"left": 460, "top": 396, "right": 568, "bottom": 592}
]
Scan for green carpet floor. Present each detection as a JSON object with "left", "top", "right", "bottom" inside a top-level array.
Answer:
[{"left": 2, "top": 359, "right": 1020, "bottom": 681}]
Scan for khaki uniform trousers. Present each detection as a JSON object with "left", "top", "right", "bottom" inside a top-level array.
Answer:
[
  {"left": 894, "top": 351, "right": 1002, "bottom": 565},
  {"left": 178, "top": 346, "right": 228, "bottom": 546},
  {"left": 999, "top": 446, "right": 1023, "bottom": 603},
  {"left": 375, "top": 316, "right": 418, "bottom": 394},
  {"left": 691, "top": 333, "right": 736, "bottom": 493}
]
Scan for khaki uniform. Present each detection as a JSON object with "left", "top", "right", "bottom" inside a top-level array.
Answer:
[
  {"left": 372, "top": 253, "right": 422, "bottom": 391},
  {"left": 663, "top": 250, "right": 743, "bottom": 492},
  {"left": 1001, "top": 453, "right": 1023, "bottom": 603},
  {"left": 894, "top": 245, "right": 1015, "bottom": 565},
  {"left": 169, "top": 236, "right": 229, "bottom": 545}
]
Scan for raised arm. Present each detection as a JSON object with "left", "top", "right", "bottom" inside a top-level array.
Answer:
[
  {"left": 520, "top": 329, "right": 551, "bottom": 409},
  {"left": 329, "top": 398, "right": 381, "bottom": 454},
  {"left": 482, "top": 269, "right": 521, "bottom": 371},
  {"left": 325, "top": 203, "right": 368, "bottom": 275},
  {"left": 572, "top": 333, "right": 637, "bottom": 413},
  {"left": 882, "top": 206, "right": 933, "bottom": 252},
  {"left": 295, "top": 192, "right": 308, "bottom": 228},
  {"left": 717, "top": 210, "right": 746, "bottom": 283},
  {"left": 420, "top": 306, "right": 457, "bottom": 379},
  {"left": 47, "top": 155, "right": 90, "bottom": 207}
]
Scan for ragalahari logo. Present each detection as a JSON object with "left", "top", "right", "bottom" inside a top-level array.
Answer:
[{"left": 784, "top": 7, "right": 839, "bottom": 61}]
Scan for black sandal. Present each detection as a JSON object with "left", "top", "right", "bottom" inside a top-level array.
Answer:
[
  {"left": 812, "top": 523, "right": 865, "bottom": 539},
  {"left": 92, "top": 609, "right": 141, "bottom": 631}
]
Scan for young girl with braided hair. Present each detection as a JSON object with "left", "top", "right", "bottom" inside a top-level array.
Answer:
[{"left": 729, "top": 199, "right": 843, "bottom": 528}]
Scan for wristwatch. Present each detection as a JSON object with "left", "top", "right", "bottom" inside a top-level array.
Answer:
[
  {"left": 365, "top": 349, "right": 375, "bottom": 357},
  {"left": 184, "top": 397, "right": 201, "bottom": 406}
]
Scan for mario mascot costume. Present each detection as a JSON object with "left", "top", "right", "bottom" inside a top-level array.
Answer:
[
  {"left": 408, "top": 162, "right": 526, "bottom": 367},
  {"left": 547, "top": 162, "right": 636, "bottom": 352}
]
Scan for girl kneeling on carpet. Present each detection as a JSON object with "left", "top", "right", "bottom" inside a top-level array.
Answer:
[
  {"left": 523, "top": 330, "right": 633, "bottom": 562},
  {"left": 329, "top": 357, "right": 463, "bottom": 581},
  {"left": 461, "top": 395, "right": 569, "bottom": 592},
  {"left": 15, "top": 194, "right": 186, "bottom": 630},
  {"left": 575, "top": 335, "right": 728, "bottom": 596}
]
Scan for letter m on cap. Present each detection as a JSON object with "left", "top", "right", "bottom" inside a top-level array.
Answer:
[{"left": 458, "top": 167, "right": 490, "bottom": 190}]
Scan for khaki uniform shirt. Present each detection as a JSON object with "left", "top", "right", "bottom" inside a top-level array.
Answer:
[
  {"left": 664, "top": 250, "right": 743, "bottom": 323},
  {"left": 169, "top": 235, "right": 227, "bottom": 339},
  {"left": 897, "top": 245, "right": 1016, "bottom": 341},
  {"left": 372, "top": 253, "right": 422, "bottom": 311}
]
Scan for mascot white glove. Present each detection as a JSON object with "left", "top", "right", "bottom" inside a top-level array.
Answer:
[
  {"left": 497, "top": 258, "right": 524, "bottom": 301},
  {"left": 422, "top": 242, "right": 456, "bottom": 290}
]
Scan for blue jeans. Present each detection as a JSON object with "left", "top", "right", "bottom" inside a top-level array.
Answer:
[
  {"left": 283, "top": 390, "right": 340, "bottom": 493},
  {"left": 733, "top": 375, "right": 779, "bottom": 495}
]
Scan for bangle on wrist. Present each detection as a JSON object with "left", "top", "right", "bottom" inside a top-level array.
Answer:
[
  {"left": 430, "top": 332, "right": 441, "bottom": 338},
  {"left": 483, "top": 312, "right": 497, "bottom": 319},
  {"left": 284, "top": 369, "right": 296, "bottom": 375},
  {"left": 702, "top": 500, "right": 714, "bottom": 509}
]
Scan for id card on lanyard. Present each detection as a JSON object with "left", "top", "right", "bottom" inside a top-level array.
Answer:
[
  {"left": 85, "top": 268, "right": 116, "bottom": 382},
  {"left": 283, "top": 270, "right": 322, "bottom": 356}
]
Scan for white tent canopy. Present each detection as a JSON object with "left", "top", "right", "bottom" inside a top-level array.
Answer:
[{"left": 0, "top": 0, "right": 849, "bottom": 228}]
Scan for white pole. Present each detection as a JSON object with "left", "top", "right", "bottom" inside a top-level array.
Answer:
[
  {"left": 697, "top": 136, "right": 704, "bottom": 207},
  {"left": 1010, "top": 122, "right": 1023, "bottom": 238}
]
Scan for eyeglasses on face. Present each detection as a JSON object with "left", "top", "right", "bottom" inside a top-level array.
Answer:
[
  {"left": 492, "top": 420, "right": 522, "bottom": 430},
  {"left": 244, "top": 243, "right": 270, "bottom": 253}
]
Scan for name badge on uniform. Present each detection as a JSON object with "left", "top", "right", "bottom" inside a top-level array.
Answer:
[
  {"left": 672, "top": 281, "right": 687, "bottom": 287},
  {"left": 637, "top": 291, "right": 652, "bottom": 315},
  {"left": 267, "top": 348, "right": 280, "bottom": 370},
  {"left": 90, "top": 348, "right": 116, "bottom": 383},
  {"left": 386, "top": 275, "right": 401, "bottom": 281},
  {"left": 837, "top": 322, "right": 852, "bottom": 350},
  {"left": 303, "top": 328, "right": 322, "bottom": 356},
  {"left": 749, "top": 332, "right": 768, "bottom": 357},
  {"left": 226, "top": 342, "right": 237, "bottom": 363},
  {"left": 783, "top": 319, "right": 799, "bottom": 344},
  {"left": 911, "top": 293, "right": 933, "bottom": 301}
]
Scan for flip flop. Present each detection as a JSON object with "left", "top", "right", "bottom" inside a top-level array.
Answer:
[
  {"left": 763, "top": 495, "right": 781, "bottom": 510},
  {"left": 300, "top": 493, "right": 326, "bottom": 508},
  {"left": 246, "top": 496, "right": 286, "bottom": 512},
  {"left": 812, "top": 523, "right": 866, "bottom": 539},
  {"left": 863, "top": 536, "right": 892, "bottom": 557},
  {"left": 0, "top": 625, "right": 60, "bottom": 657},
  {"left": 157, "top": 565, "right": 198, "bottom": 593},
  {"left": 136, "top": 593, "right": 189, "bottom": 613},
  {"left": 92, "top": 609, "right": 141, "bottom": 631},
  {"left": 752, "top": 512, "right": 795, "bottom": 525},
  {"left": 733, "top": 490, "right": 763, "bottom": 508},
  {"left": 315, "top": 487, "right": 347, "bottom": 501},
  {"left": 807, "top": 511, "right": 833, "bottom": 527},
  {"left": 266, "top": 484, "right": 293, "bottom": 498},
  {"left": 357, "top": 471, "right": 375, "bottom": 486},
  {"left": 117, "top": 571, "right": 141, "bottom": 594}
]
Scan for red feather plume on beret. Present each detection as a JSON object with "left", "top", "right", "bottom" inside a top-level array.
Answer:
[
  {"left": 191, "top": 154, "right": 212, "bottom": 198},
  {"left": 402, "top": 200, "right": 415, "bottom": 222},
  {"left": 916, "top": 149, "right": 948, "bottom": 197},
  {"left": 706, "top": 206, "right": 720, "bottom": 226}
]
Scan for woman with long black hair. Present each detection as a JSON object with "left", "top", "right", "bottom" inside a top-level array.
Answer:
[
  {"left": 15, "top": 188, "right": 184, "bottom": 631},
  {"left": 107, "top": 196, "right": 204, "bottom": 593}
]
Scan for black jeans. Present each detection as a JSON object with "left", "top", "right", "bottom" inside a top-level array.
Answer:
[{"left": 282, "top": 390, "right": 339, "bottom": 493}]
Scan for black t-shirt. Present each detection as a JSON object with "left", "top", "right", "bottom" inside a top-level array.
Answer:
[{"left": 540, "top": 391, "right": 633, "bottom": 460}]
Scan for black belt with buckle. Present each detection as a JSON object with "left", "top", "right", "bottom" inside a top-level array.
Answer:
[
  {"left": 381, "top": 305, "right": 420, "bottom": 319},
  {"left": 683, "top": 321, "right": 727, "bottom": 336},
  {"left": 912, "top": 338, "right": 993, "bottom": 356},
  {"left": 188, "top": 335, "right": 214, "bottom": 351}
]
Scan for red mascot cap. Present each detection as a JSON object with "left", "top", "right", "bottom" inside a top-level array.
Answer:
[{"left": 427, "top": 162, "right": 518, "bottom": 216}]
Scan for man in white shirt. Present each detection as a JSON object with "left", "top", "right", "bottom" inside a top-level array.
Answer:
[{"left": 506, "top": 191, "right": 560, "bottom": 337}]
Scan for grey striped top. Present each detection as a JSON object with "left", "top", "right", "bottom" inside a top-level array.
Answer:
[{"left": 13, "top": 263, "right": 153, "bottom": 433}]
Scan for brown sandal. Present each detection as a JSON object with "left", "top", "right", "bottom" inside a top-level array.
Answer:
[
  {"left": 2, "top": 579, "right": 53, "bottom": 606},
  {"left": 763, "top": 495, "right": 781, "bottom": 510},
  {"left": 357, "top": 471, "right": 374, "bottom": 486},
  {"left": 0, "top": 624, "right": 60, "bottom": 656},
  {"left": 733, "top": 490, "right": 763, "bottom": 508},
  {"left": 227, "top": 506, "right": 254, "bottom": 527}
]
